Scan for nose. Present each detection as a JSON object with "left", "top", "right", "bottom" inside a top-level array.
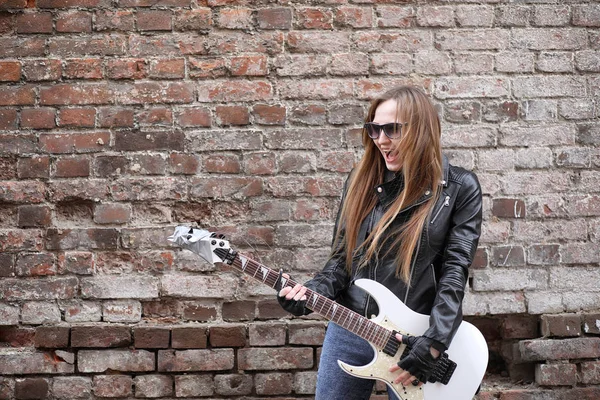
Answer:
[{"left": 376, "top": 128, "right": 391, "bottom": 145}]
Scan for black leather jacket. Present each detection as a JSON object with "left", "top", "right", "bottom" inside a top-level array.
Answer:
[{"left": 303, "top": 156, "right": 482, "bottom": 349}]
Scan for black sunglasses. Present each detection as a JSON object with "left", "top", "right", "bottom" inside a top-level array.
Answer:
[{"left": 363, "top": 122, "right": 407, "bottom": 140}]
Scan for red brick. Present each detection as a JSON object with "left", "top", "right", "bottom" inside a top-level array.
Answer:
[
  {"left": 0, "top": 326, "right": 35, "bottom": 347},
  {"left": 34, "top": 326, "right": 69, "bottom": 348},
  {"left": 223, "top": 300, "right": 255, "bottom": 321},
  {"left": 56, "top": 11, "right": 92, "bottom": 33},
  {"left": 106, "top": 58, "right": 147, "bottom": 80},
  {"left": 119, "top": 0, "right": 190, "bottom": 6},
  {"left": 518, "top": 337, "right": 600, "bottom": 362},
  {"left": 0, "top": 38, "right": 45, "bottom": 58},
  {"left": 0, "top": 12, "right": 13, "bottom": 33},
  {"left": 0, "top": 253, "right": 14, "bottom": 276},
  {"left": 216, "top": 8, "right": 253, "bottom": 30},
  {"left": 0, "top": 109, "right": 18, "bottom": 130},
  {"left": 0, "top": 276, "right": 77, "bottom": 300},
  {"left": 71, "top": 326, "right": 131, "bottom": 348},
  {"left": 16, "top": 253, "right": 56, "bottom": 276},
  {"left": 40, "top": 84, "right": 113, "bottom": 106},
  {"left": 37, "top": 0, "right": 111, "bottom": 7},
  {"left": 181, "top": 302, "right": 217, "bottom": 322},
  {"left": 16, "top": 12, "right": 53, "bottom": 34},
  {"left": 256, "top": 7, "right": 292, "bottom": 30},
  {"left": 174, "top": 8, "right": 212, "bottom": 31},
  {"left": 535, "top": 362, "right": 577, "bottom": 386},
  {"left": 149, "top": 58, "right": 185, "bottom": 79},
  {"left": 528, "top": 244, "right": 560, "bottom": 265},
  {"left": 22, "top": 59, "right": 62, "bottom": 82},
  {"left": 98, "top": 107, "right": 134, "bottom": 128},
  {"left": 0, "top": 86, "right": 35, "bottom": 106},
  {"left": 177, "top": 107, "right": 211, "bottom": 127},
  {"left": 46, "top": 228, "right": 119, "bottom": 250},
  {"left": 203, "top": 154, "right": 241, "bottom": 174},
  {"left": 0, "top": 181, "right": 46, "bottom": 203},
  {"left": 249, "top": 323, "right": 286, "bottom": 346},
  {"left": 133, "top": 327, "right": 170, "bottom": 348},
  {"left": 492, "top": 198, "right": 527, "bottom": 218},
  {"left": 20, "top": 108, "right": 55, "bottom": 129},
  {"left": 169, "top": 153, "right": 199, "bottom": 175},
  {"left": 288, "top": 322, "right": 326, "bottom": 345},
  {"left": 171, "top": 327, "right": 207, "bottom": 348},
  {"left": 18, "top": 205, "right": 52, "bottom": 228},
  {"left": 79, "top": 349, "right": 154, "bottom": 373},
  {"left": 15, "top": 378, "right": 49, "bottom": 399},
  {"left": 257, "top": 299, "right": 289, "bottom": 320},
  {"left": 63, "top": 58, "right": 103, "bottom": 79},
  {"left": 58, "top": 108, "right": 96, "bottom": 128},
  {"left": 17, "top": 157, "right": 50, "bottom": 179},
  {"left": 296, "top": 8, "right": 333, "bottom": 29},
  {"left": 94, "top": 155, "right": 127, "bottom": 177},
  {"left": 209, "top": 325, "right": 246, "bottom": 347},
  {"left": 501, "top": 315, "right": 539, "bottom": 339},
  {"left": 92, "top": 375, "right": 132, "bottom": 398},
  {"left": 541, "top": 314, "right": 582, "bottom": 338},
  {"left": 94, "top": 203, "right": 131, "bottom": 224},
  {"left": 114, "top": 130, "right": 184, "bottom": 151},
  {"left": 0, "top": 61, "right": 20, "bottom": 82},
  {"left": 94, "top": 10, "right": 134, "bottom": 31},
  {"left": 137, "top": 108, "right": 172, "bottom": 126},
  {"left": 583, "top": 314, "right": 600, "bottom": 334},
  {"left": 581, "top": 360, "right": 600, "bottom": 384},
  {"left": 230, "top": 55, "right": 268, "bottom": 76},
  {"left": 188, "top": 57, "right": 226, "bottom": 79},
  {"left": 243, "top": 152, "right": 276, "bottom": 175},
  {"left": 137, "top": 10, "right": 172, "bottom": 31},
  {"left": 335, "top": 6, "right": 373, "bottom": 28},
  {"left": 58, "top": 251, "right": 94, "bottom": 275},
  {"left": 253, "top": 104, "right": 286, "bottom": 125},
  {"left": 40, "top": 132, "right": 110, "bottom": 153},
  {"left": 255, "top": 372, "right": 293, "bottom": 395},
  {"left": 197, "top": 80, "right": 272, "bottom": 102},
  {"left": 0, "top": 156, "right": 16, "bottom": 180},
  {"left": 133, "top": 375, "right": 173, "bottom": 398},
  {"left": 216, "top": 105, "right": 249, "bottom": 126},
  {"left": 54, "top": 157, "right": 90, "bottom": 178}
]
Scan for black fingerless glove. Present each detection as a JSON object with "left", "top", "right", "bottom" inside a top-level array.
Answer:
[
  {"left": 277, "top": 294, "right": 311, "bottom": 316},
  {"left": 398, "top": 335, "right": 444, "bottom": 383}
]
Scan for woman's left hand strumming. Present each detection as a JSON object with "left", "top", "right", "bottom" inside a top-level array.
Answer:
[{"left": 389, "top": 334, "right": 442, "bottom": 387}]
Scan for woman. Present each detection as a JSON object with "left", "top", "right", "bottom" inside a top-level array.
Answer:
[{"left": 278, "top": 85, "right": 482, "bottom": 400}]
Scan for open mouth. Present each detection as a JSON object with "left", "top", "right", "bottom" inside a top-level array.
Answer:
[{"left": 383, "top": 150, "right": 398, "bottom": 162}]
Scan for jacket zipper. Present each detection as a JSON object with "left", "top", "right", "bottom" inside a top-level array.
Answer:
[{"left": 430, "top": 195, "right": 450, "bottom": 224}]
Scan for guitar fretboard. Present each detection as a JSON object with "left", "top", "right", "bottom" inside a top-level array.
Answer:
[{"left": 220, "top": 250, "right": 393, "bottom": 349}]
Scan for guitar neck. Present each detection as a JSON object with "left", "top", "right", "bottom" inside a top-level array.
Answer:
[{"left": 223, "top": 251, "right": 393, "bottom": 350}]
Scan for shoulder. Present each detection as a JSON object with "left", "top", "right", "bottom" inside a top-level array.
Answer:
[{"left": 447, "top": 164, "right": 480, "bottom": 191}]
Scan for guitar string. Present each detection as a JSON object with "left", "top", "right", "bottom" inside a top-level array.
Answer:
[{"left": 229, "top": 253, "right": 394, "bottom": 349}]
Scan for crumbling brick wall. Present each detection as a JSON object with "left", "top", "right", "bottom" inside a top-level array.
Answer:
[{"left": 0, "top": 0, "right": 599, "bottom": 399}]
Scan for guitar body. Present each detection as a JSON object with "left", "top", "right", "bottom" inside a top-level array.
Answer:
[{"left": 337, "top": 279, "right": 488, "bottom": 400}]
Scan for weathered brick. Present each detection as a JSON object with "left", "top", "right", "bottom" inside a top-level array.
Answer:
[
  {"left": 94, "top": 203, "right": 131, "bottom": 224},
  {"left": 58, "top": 108, "right": 96, "bottom": 127},
  {"left": 52, "top": 377, "right": 91, "bottom": 399},
  {"left": 294, "top": 370, "right": 317, "bottom": 394},
  {"left": 0, "top": 303, "right": 19, "bottom": 326},
  {"left": 0, "top": 350, "right": 74, "bottom": 375},
  {"left": 171, "top": 327, "right": 207, "bottom": 349},
  {"left": 583, "top": 314, "right": 600, "bottom": 334},
  {"left": 71, "top": 325, "right": 131, "bottom": 347},
  {"left": 296, "top": 8, "right": 333, "bottom": 30},
  {"left": 78, "top": 349, "right": 154, "bottom": 373},
  {"left": 81, "top": 276, "right": 159, "bottom": 299},
  {"left": 149, "top": 58, "right": 185, "bottom": 79},
  {"left": 54, "top": 156, "right": 90, "bottom": 178},
  {"left": 174, "top": 8, "right": 212, "bottom": 31},
  {"left": 214, "top": 374, "right": 253, "bottom": 396},
  {"left": 174, "top": 375, "right": 213, "bottom": 397},
  {"left": 255, "top": 372, "right": 292, "bottom": 395},
  {"left": 21, "top": 301, "right": 60, "bottom": 325},
  {"left": 157, "top": 349, "right": 234, "bottom": 372},
  {"left": 238, "top": 348, "right": 313, "bottom": 370},
  {"left": 518, "top": 337, "right": 600, "bottom": 362},
  {"left": 528, "top": 244, "right": 560, "bottom": 266},
  {"left": 93, "top": 375, "right": 132, "bottom": 398},
  {"left": 134, "top": 375, "right": 173, "bottom": 398},
  {"left": 581, "top": 360, "right": 600, "bottom": 384},
  {"left": 209, "top": 325, "right": 246, "bottom": 347},
  {"left": 335, "top": 6, "right": 372, "bottom": 28},
  {"left": 102, "top": 300, "right": 141, "bottom": 323},
  {"left": 288, "top": 322, "right": 326, "bottom": 345},
  {"left": 0, "top": 277, "right": 77, "bottom": 301},
  {"left": 60, "top": 300, "right": 101, "bottom": 322},
  {"left": 134, "top": 327, "right": 170, "bottom": 348},
  {"left": 222, "top": 300, "right": 255, "bottom": 321},
  {"left": 111, "top": 177, "right": 186, "bottom": 201},
  {"left": 34, "top": 326, "right": 69, "bottom": 348},
  {"left": 137, "top": 10, "right": 172, "bottom": 31},
  {"left": 46, "top": 228, "right": 118, "bottom": 250},
  {"left": 535, "top": 362, "right": 577, "bottom": 386},
  {"left": 541, "top": 314, "right": 582, "bottom": 338}
]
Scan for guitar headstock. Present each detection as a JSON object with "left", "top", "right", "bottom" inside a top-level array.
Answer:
[{"left": 168, "top": 226, "right": 233, "bottom": 264}]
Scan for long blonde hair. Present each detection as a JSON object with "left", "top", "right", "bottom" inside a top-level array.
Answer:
[{"left": 335, "top": 86, "right": 443, "bottom": 282}]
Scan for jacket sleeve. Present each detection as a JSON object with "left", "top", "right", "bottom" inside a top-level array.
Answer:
[
  {"left": 303, "top": 174, "right": 353, "bottom": 302},
  {"left": 422, "top": 171, "right": 482, "bottom": 349}
]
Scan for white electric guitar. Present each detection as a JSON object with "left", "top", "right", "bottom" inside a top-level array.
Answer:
[{"left": 169, "top": 226, "right": 488, "bottom": 400}]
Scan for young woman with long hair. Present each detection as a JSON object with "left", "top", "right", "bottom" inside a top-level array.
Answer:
[{"left": 278, "top": 85, "right": 483, "bottom": 400}]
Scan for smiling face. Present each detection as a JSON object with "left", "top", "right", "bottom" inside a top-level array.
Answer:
[{"left": 372, "top": 98, "right": 403, "bottom": 172}]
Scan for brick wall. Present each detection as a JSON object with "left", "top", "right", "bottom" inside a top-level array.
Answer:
[{"left": 0, "top": 0, "right": 599, "bottom": 398}]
